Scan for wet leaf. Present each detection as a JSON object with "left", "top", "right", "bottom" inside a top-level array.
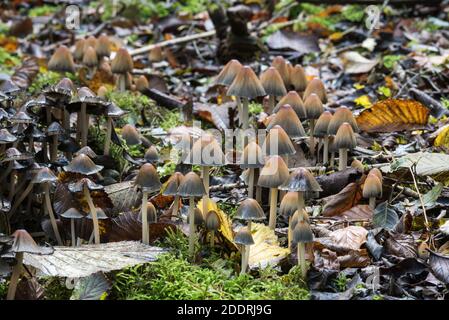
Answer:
[
  {"left": 356, "top": 99, "right": 429, "bottom": 133},
  {"left": 71, "top": 272, "right": 111, "bottom": 300},
  {"left": 340, "top": 51, "right": 378, "bottom": 74},
  {"left": 322, "top": 181, "right": 364, "bottom": 217},
  {"left": 337, "top": 205, "right": 373, "bottom": 221},
  {"left": 105, "top": 181, "right": 141, "bottom": 216},
  {"left": 338, "top": 249, "right": 371, "bottom": 268},
  {"left": 428, "top": 250, "right": 449, "bottom": 284},
  {"left": 329, "top": 226, "right": 368, "bottom": 251},
  {"left": 373, "top": 201, "right": 399, "bottom": 230},
  {"left": 365, "top": 231, "right": 383, "bottom": 260},
  {"left": 266, "top": 30, "right": 319, "bottom": 54},
  {"left": 384, "top": 232, "right": 417, "bottom": 259}
]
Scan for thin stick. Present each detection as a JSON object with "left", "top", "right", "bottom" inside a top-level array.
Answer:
[
  {"left": 188, "top": 196, "right": 196, "bottom": 259},
  {"left": 44, "top": 183, "right": 63, "bottom": 246},
  {"left": 6, "top": 252, "right": 23, "bottom": 300},
  {"left": 268, "top": 188, "right": 278, "bottom": 230},
  {"left": 84, "top": 185, "right": 100, "bottom": 244},
  {"left": 141, "top": 191, "right": 149, "bottom": 244}
]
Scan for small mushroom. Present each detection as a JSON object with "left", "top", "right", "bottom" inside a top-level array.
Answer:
[
  {"left": 46, "top": 121, "right": 65, "bottom": 162},
  {"left": 134, "top": 163, "right": 161, "bottom": 244},
  {"left": 240, "top": 141, "right": 264, "bottom": 198},
  {"left": 214, "top": 59, "right": 242, "bottom": 105},
  {"left": 177, "top": 172, "right": 206, "bottom": 258},
  {"left": 63, "top": 153, "right": 103, "bottom": 176},
  {"left": 279, "top": 191, "right": 298, "bottom": 219},
  {"left": 82, "top": 46, "right": 98, "bottom": 78},
  {"left": 303, "top": 78, "right": 327, "bottom": 104},
  {"left": 234, "top": 228, "right": 255, "bottom": 275},
  {"left": 97, "top": 86, "right": 108, "bottom": 99},
  {"left": 363, "top": 171, "right": 383, "bottom": 209},
  {"left": 327, "top": 106, "right": 358, "bottom": 136},
  {"left": 257, "top": 155, "right": 289, "bottom": 230},
  {"left": 61, "top": 207, "right": 84, "bottom": 247},
  {"left": 290, "top": 65, "right": 308, "bottom": 93},
  {"left": 273, "top": 91, "right": 306, "bottom": 120},
  {"left": 86, "top": 207, "right": 109, "bottom": 244},
  {"left": 259, "top": 67, "right": 287, "bottom": 113},
  {"left": 304, "top": 93, "right": 324, "bottom": 156},
  {"left": 187, "top": 208, "right": 205, "bottom": 231},
  {"left": 73, "top": 39, "right": 86, "bottom": 62},
  {"left": 266, "top": 104, "right": 306, "bottom": 141},
  {"left": 292, "top": 219, "right": 314, "bottom": 278},
  {"left": 95, "top": 34, "right": 111, "bottom": 63},
  {"left": 205, "top": 210, "right": 220, "bottom": 248},
  {"left": 263, "top": 125, "right": 296, "bottom": 167},
  {"left": 313, "top": 111, "right": 332, "bottom": 164},
  {"left": 48, "top": 45, "right": 75, "bottom": 74},
  {"left": 103, "top": 102, "right": 126, "bottom": 156},
  {"left": 351, "top": 159, "right": 364, "bottom": 172},
  {"left": 144, "top": 145, "right": 159, "bottom": 164},
  {"left": 162, "top": 172, "right": 184, "bottom": 220},
  {"left": 0, "top": 128, "right": 16, "bottom": 154},
  {"left": 135, "top": 75, "right": 150, "bottom": 93},
  {"left": 334, "top": 122, "right": 357, "bottom": 171},
  {"left": 111, "top": 48, "right": 133, "bottom": 92},
  {"left": 271, "top": 56, "right": 290, "bottom": 88},
  {"left": 121, "top": 124, "right": 141, "bottom": 146}
]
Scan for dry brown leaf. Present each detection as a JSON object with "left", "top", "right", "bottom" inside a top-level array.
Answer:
[
  {"left": 321, "top": 179, "right": 364, "bottom": 217},
  {"left": 356, "top": 99, "right": 429, "bottom": 133},
  {"left": 337, "top": 205, "right": 373, "bottom": 221},
  {"left": 330, "top": 226, "right": 368, "bottom": 251},
  {"left": 338, "top": 249, "right": 371, "bottom": 268}
]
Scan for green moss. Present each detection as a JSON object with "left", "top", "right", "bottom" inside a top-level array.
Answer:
[
  {"left": 0, "top": 279, "right": 7, "bottom": 299},
  {"left": 157, "top": 161, "right": 177, "bottom": 178},
  {"left": 249, "top": 102, "right": 263, "bottom": 116},
  {"left": 342, "top": 5, "right": 365, "bottom": 22},
  {"left": 40, "top": 277, "right": 73, "bottom": 300},
  {"left": 382, "top": 55, "right": 402, "bottom": 69},
  {"left": 28, "top": 5, "right": 60, "bottom": 17},
  {"left": 160, "top": 110, "right": 182, "bottom": 131},
  {"left": 0, "top": 47, "right": 20, "bottom": 75},
  {"left": 28, "top": 71, "right": 62, "bottom": 94},
  {"left": 217, "top": 202, "right": 238, "bottom": 219},
  {"left": 334, "top": 273, "right": 348, "bottom": 292}
]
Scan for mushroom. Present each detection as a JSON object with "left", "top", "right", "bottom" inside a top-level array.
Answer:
[
  {"left": 271, "top": 56, "right": 290, "bottom": 88},
  {"left": 205, "top": 210, "right": 220, "bottom": 248},
  {"left": 103, "top": 102, "right": 126, "bottom": 156},
  {"left": 48, "top": 45, "right": 75, "bottom": 74},
  {"left": 74, "top": 145, "right": 98, "bottom": 159},
  {"left": 304, "top": 93, "right": 324, "bottom": 156},
  {"left": 2, "top": 148, "right": 32, "bottom": 202},
  {"left": 46, "top": 121, "right": 65, "bottom": 162},
  {"left": 351, "top": 159, "right": 364, "bottom": 172},
  {"left": 61, "top": 207, "right": 84, "bottom": 247},
  {"left": 97, "top": 86, "right": 108, "bottom": 99},
  {"left": 121, "top": 124, "right": 141, "bottom": 146},
  {"left": 73, "top": 39, "right": 86, "bottom": 62},
  {"left": 134, "top": 163, "right": 162, "bottom": 245},
  {"left": 327, "top": 106, "right": 359, "bottom": 136},
  {"left": 136, "top": 75, "right": 150, "bottom": 93},
  {"left": 290, "top": 65, "right": 308, "bottom": 93},
  {"left": 313, "top": 111, "right": 332, "bottom": 164},
  {"left": 149, "top": 45, "right": 163, "bottom": 63},
  {"left": 334, "top": 122, "right": 357, "bottom": 171},
  {"left": 234, "top": 228, "right": 255, "bottom": 275},
  {"left": 84, "top": 36, "right": 98, "bottom": 50},
  {"left": 292, "top": 218, "right": 314, "bottom": 278},
  {"left": 6, "top": 229, "right": 53, "bottom": 300},
  {"left": 263, "top": 124, "right": 295, "bottom": 174},
  {"left": 0, "top": 128, "right": 16, "bottom": 155},
  {"left": 86, "top": 207, "right": 109, "bottom": 244},
  {"left": 95, "top": 34, "right": 111, "bottom": 63},
  {"left": 369, "top": 168, "right": 383, "bottom": 182},
  {"left": 144, "top": 145, "right": 159, "bottom": 164},
  {"left": 187, "top": 208, "right": 205, "bottom": 231},
  {"left": 267, "top": 104, "right": 306, "bottom": 141},
  {"left": 240, "top": 141, "right": 264, "bottom": 198},
  {"left": 273, "top": 91, "right": 306, "bottom": 120},
  {"left": 227, "top": 66, "right": 266, "bottom": 130},
  {"left": 214, "top": 59, "right": 242, "bottom": 107},
  {"left": 259, "top": 67, "right": 287, "bottom": 113},
  {"left": 162, "top": 172, "right": 184, "bottom": 221},
  {"left": 111, "top": 48, "right": 134, "bottom": 92},
  {"left": 363, "top": 171, "right": 383, "bottom": 209},
  {"left": 279, "top": 191, "right": 298, "bottom": 219},
  {"left": 82, "top": 46, "right": 98, "bottom": 78},
  {"left": 177, "top": 171, "right": 206, "bottom": 257},
  {"left": 235, "top": 198, "right": 265, "bottom": 273},
  {"left": 43, "top": 77, "right": 75, "bottom": 131},
  {"left": 257, "top": 155, "right": 289, "bottom": 229},
  {"left": 303, "top": 78, "right": 327, "bottom": 104}
]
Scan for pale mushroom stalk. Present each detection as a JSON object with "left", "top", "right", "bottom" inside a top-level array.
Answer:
[
  {"left": 255, "top": 169, "right": 262, "bottom": 202},
  {"left": 248, "top": 168, "right": 255, "bottom": 199},
  {"left": 51, "top": 134, "right": 59, "bottom": 162},
  {"left": 8, "top": 169, "right": 17, "bottom": 202},
  {"left": 242, "top": 220, "right": 252, "bottom": 274},
  {"left": 330, "top": 152, "right": 335, "bottom": 169},
  {"left": 172, "top": 195, "right": 180, "bottom": 220},
  {"left": 309, "top": 119, "right": 316, "bottom": 156},
  {"left": 70, "top": 218, "right": 76, "bottom": 247},
  {"left": 268, "top": 95, "right": 275, "bottom": 113},
  {"left": 369, "top": 197, "right": 376, "bottom": 210},
  {"left": 338, "top": 148, "right": 348, "bottom": 171},
  {"left": 117, "top": 74, "right": 126, "bottom": 92},
  {"left": 242, "top": 97, "right": 249, "bottom": 131},
  {"left": 202, "top": 166, "right": 210, "bottom": 215},
  {"left": 8, "top": 182, "right": 34, "bottom": 218},
  {"left": 188, "top": 195, "right": 196, "bottom": 258},
  {"left": 298, "top": 242, "right": 307, "bottom": 278},
  {"left": 84, "top": 184, "right": 100, "bottom": 244},
  {"left": 236, "top": 97, "right": 242, "bottom": 124},
  {"left": 323, "top": 136, "right": 329, "bottom": 164},
  {"left": 44, "top": 183, "right": 63, "bottom": 245},
  {"left": 103, "top": 117, "right": 113, "bottom": 155},
  {"left": 210, "top": 230, "right": 215, "bottom": 247},
  {"left": 141, "top": 191, "right": 149, "bottom": 244},
  {"left": 6, "top": 252, "right": 23, "bottom": 300},
  {"left": 80, "top": 102, "right": 88, "bottom": 147},
  {"left": 297, "top": 191, "right": 305, "bottom": 212},
  {"left": 240, "top": 245, "right": 246, "bottom": 275},
  {"left": 268, "top": 187, "right": 278, "bottom": 230}
]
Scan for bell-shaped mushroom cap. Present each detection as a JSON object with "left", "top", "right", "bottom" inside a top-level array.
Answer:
[
  {"left": 11, "top": 111, "right": 33, "bottom": 124},
  {"left": 31, "top": 167, "right": 57, "bottom": 184},
  {"left": 215, "top": 59, "right": 242, "bottom": 86},
  {"left": 68, "top": 177, "right": 104, "bottom": 192},
  {"left": 205, "top": 210, "right": 220, "bottom": 231},
  {"left": 162, "top": 172, "right": 184, "bottom": 196},
  {"left": 3, "top": 147, "right": 32, "bottom": 161},
  {"left": 280, "top": 192, "right": 298, "bottom": 217},
  {"left": 304, "top": 93, "right": 324, "bottom": 120},
  {"left": 144, "top": 145, "right": 159, "bottom": 163},
  {"left": 86, "top": 207, "right": 109, "bottom": 220},
  {"left": 260, "top": 67, "right": 287, "bottom": 97},
  {"left": 111, "top": 48, "right": 133, "bottom": 74},
  {"left": 187, "top": 208, "right": 204, "bottom": 225},
  {"left": 74, "top": 146, "right": 97, "bottom": 159},
  {"left": 234, "top": 228, "right": 254, "bottom": 246},
  {"left": 258, "top": 155, "right": 289, "bottom": 188},
  {"left": 279, "top": 167, "right": 322, "bottom": 192},
  {"left": 334, "top": 122, "right": 357, "bottom": 150},
  {"left": 235, "top": 198, "right": 265, "bottom": 221},
  {"left": 177, "top": 171, "right": 206, "bottom": 197},
  {"left": 328, "top": 136, "right": 337, "bottom": 153},
  {"left": 0, "top": 108, "right": 10, "bottom": 121},
  {"left": 48, "top": 45, "right": 75, "bottom": 73},
  {"left": 47, "top": 121, "right": 65, "bottom": 136},
  {"left": 351, "top": 159, "right": 364, "bottom": 171},
  {"left": 0, "top": 79, "right": 20, "bottom": 97},
  {"left": 105, "top": 102, "right": 126, "bottom": 118},
  {"left": 11, "top": 230, "right": 53, "bottom": 254},
  {"left": 263, "top": 125, "right": 296, "bottom": 157},
  {"left": 73, "top": 39, "right": 86, "bottom": 61},
  {"left": 227, "top": 66, "right": 266, "bottom": 99},
  {"left": 292, "top": 220, "right": 314, "bottom": 244},
  {"left": 84, "top": 36, "right": 97, "bottom": 49},
  {"left": 271, "top": 56, "right": 290, "bottom": 87},
  {"left": 327, "top": 107, "right": 358, "bottom": 135},
  {"left": 363, "top": 173, "right": 382, "bottom": 198},
  {"left": 303, "top": 78, "right": 327, "bottom": 104},
  {"left": 63, "top": 154, "right": 103, "bottom": 175},
  {"left": 121, "top": 124, "right": 141, "bottom": 146},
  {"left": 95, "top": 34, "right": 111, "bottom": 58},
  {"left": 184, "top": 134, "right": 225, "bottom": 166},
  {"left": 240, "top": 141, "right": 264, "bottom": 168},
  {"left": 136, "top": 75, "right": 149, "bottom": 92},
  {"left": 61, "top": 207, "right": 84, "bottom": 219},
  {"left": 148, "top": 46, "right": 163, "bottom": 62},
  {"left": 266, "top": 104, "right": 306, "bottom": 138},
  {"left": 0, "top": 128, "right": 17, "bottom": 144},
  {"left": 134, "top": 163, "right": 162, "bottom": 193},
  {"left": 97, "top": 86, "right": 108, "bottom": 98},
  {"left": 369, "top": 168, "right": 382, "bottom": 182},
  {"left": 274, "top": 91, "right": 306, "bottom": 119},
  {"left": 82, "top": 46, "right": 98, "bottom": 67},
  {"left": 290, "top": 209, "right": 310, "bottom": 230},
  {"left": 313, "top": 111, "right": 332, "bottom": 138},
  {"left": 290, "top": 65, "right": 308, "bottom": 92}
]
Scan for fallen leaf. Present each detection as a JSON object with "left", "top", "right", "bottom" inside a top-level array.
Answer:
[
  {"left": 428, "top": 250, "right": 449, "bottom": 284},
  {"left": 356, "top": 99, "right": 429, "bottom": 133},
  {"left": 373, "top": 201, "right": 399, "bottom": 230},
  {"left": 194, "top": 102, "right": 233, "bottom": 130},
  {"left": 432, "top": 124, "right": 449, "bottom": 149},
  {"left": 266, "top": 30, "right": 319, "bottom": 54},
  {"left": 338, "top": 249, "right": 371, "bottom": 268},
  {"left": 329, "top": 226, "right": 368, "bottom": 251},
  {"left": 71, "top": 272, "right": 111, "bottom": 300},
  {"left": 340, "top": 51, "right": 378, "bottom": 74},
  {"left": 384, "top": 232, "right": 417, "bottom": 259},
  {"left": 337, "top": 205, "right": 373, "bottom": 221},
  {"left": 322, "top": 181, "right": 364, "bottom": 217}
]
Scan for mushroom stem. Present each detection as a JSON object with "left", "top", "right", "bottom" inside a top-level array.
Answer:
[
  {"left": 202, "top": 165, "right": 210, "bottom": 215},
  {"left": 323, "top": 136, "right": 329, "bottom": 165},
  {"left": 268, "top": 95, "right": 275, "bottom": 113},
  {"left": 76, "top": 112, "right": 82, "bottom": 142},
  {"left": 242, "top": 97, "right": 249, "bottom": 131},
  {"left": 62, "top": 107, "right": 70, "bottom": 131},
  {"left": 117, "top": 74, "right": 126, "bottom": 92},
  {"left": 243, "top": 220, "right": 252, "bottom": 273},
  {"left": 8, "top": 182, "right": 33, "bottom": 218},
  {"left": 172, "top": 195, "right": 180, "bottom": 221},
  {"left": 8, "top": 169, "right": 17, "bottom": 202},
  {"left": 248, "top": 168, "right": 254, "bottom": 199},
  {"left": 297, "top": 191, "right": 305, "bottom": 212},
  {"left": 71, "top": 218, "right": 76, "bottom": 247},
  {"left": 141, "top": 191, "right": 149, "bottom": 245},
  {"left": 268, "top": 188, "right": 278, "bottom": 230},
  {"left": 298, "top": 243, "right": 307, "bottom": 278},
  {"left": 28, "top": 136, "right": 34, "bottom": 153},
  {"left": 42, "top": 140, "right": 49, "bottom": 162},
  {"left": 103, "top": 117, "right": 112, "bottom": 155},
  {"left": 81, "top": 102, "right": 88, "bottom": 147},
  {"left": 46, "top": 107, "right": 52, "bottom": 124},
  {"left": 6, "top": 252, "right": 23, "bottom": 300},
  {"left": 330, "top": 152, "right": 335, "bottom": 169},
  {"left": 309, "top": 119, "right": 316, "bottom": 156},
  {"left": 240, "top": 245, "right": 246, "bottom": 275},
  {"left": 84, "top": 184, "right": 100, "bottom": 245},
  {"left": 50, "top": 134, "right": 58, "bottom": 162},
  {"left": 188, "top": 196, "right": 195, "bottom": 258},
  {"left": 338, "top": 148, "right": 348, "bottom": 171},
  {"left": 44, "top": 182, "right": 63, "bottom": 246},
  {"left": 288, "top": 216, "right": 292, "bottom": 250},
  {"left": 236, "top": 97, "right": 242, "bottom": 124},
  {"left": 255, "top": 169, "right": 262, "bottom": 202},
  {"left": 369, "top": 197, "right": 376, "bottom": 210},
  {"left": 210, "top": 230, "right": 215, "bottom": 248}
]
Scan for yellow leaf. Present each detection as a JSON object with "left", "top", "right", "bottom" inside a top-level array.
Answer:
[
  {"left": 434, "top": 124, "right": 449, "bottom": 148},
  {"left": 354, "top": 83, "right": 365, "bottom": 90},
  {"left": 329, "top": 32, "right": 344, "bottom": 41},
  {"left": 354, "top": 95, "right": 372, "bottom": 108}
]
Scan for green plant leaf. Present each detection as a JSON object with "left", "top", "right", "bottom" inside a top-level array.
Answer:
[{"left": 71, "top": 272, "right": 111, "bottom": 300}]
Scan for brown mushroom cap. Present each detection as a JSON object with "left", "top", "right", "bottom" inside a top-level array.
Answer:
[
  {"left": 215, "top": 59, "right": 242, "bottom": 87},
  {"left": 327, "top": 107, "right": 358, "bottom": 135},
  {"left": 84, "top": 36, "right": 97, "bottom": 49},
  {"left": 292, "top": 220, "right": 314, "bottom": 244},
  {"left": 279, "top": 167, "right": 322, "bottom": 192},
  {"left": 97, "top": 86, "right": 108, "bottom": 98},
  {"left": 111, "top": 48, "right": 133, "bottom": 74},
  {"left": 369, "top": 168, "right": 383, "bottom": 182},
  {"left": 95, "top": 35, "right": 111, "bottom": 58},
  {"left": 227, "top": 66, "right": 266, "bottom": 99},
  {"left": 304, "top": 93, "right": 324, "bottom": 120},
  {"left": 74, "top": 146, "right": 97, "bottom": 159},
  {"left": 290, "top": 65, "right": 308, "bottom": 92},
  {"left": 144, "top": 145, "right": 159, "bottom": 163},
  {"left": 148, "top": 46, "right": 163, "bottom": 62},
  {"left": 134, "top": 163, "right": 162, "bottom": 193},
  {"left": 205, "top": 210, "right": 220, "bottom": 231},
  {"left": 177, "top": 171, "right": 206, "bottom": 197},
  {"left": 47, "top": 121, "right": 65, "bottom": 136},
  {"left": 48, "top": 45, "right": 75, "bottom": 73},
  {"left": 260, "top": 67, "right": 287, "bottom": 97},
  {"left": 73, "top": 39, "right": 86, "bottom": 61},
  {"left": 291, "top": 209, "right": 310, "bottom": 230},
  {"left": 162, "top": 172, "right": 185, "bottom": 196},
  {"left": 266, "top": 104, "right": 306, "bottom": 138},
  {"left": 235, "top": 198, "right": 265, "bottom": 221},
  {"left": 234, "top": 227, "right": 254, "bottom": 246},
  {"left": 184, "top": 134, "right": 225, "bottom": 166},
  {"left": 351, "top": 159, "right": 364, "bottom": 171},
  {"left": 121, "top": 124, "right": 141, "bottom": 146},
  {"left": 61, "top": 207, "right": 84, "bottom": 219},
  {"left": 313, "top": 111, "right": 332, "bottom": 138},
  {"left": 68, "top": 177, "right": 104, "bottom": 192},
  {"left": 82, "top": 46, "right": 98, "bottom": 67},
  {"left": 263, "top": 125, "right": 296, "bottom": 157},
  {"left": 187, "top": 208, "right": 204, "bottom": 225},
  {"left": 258, "top": 155, "right": 289, "bottom": 188},
  {"left": 240, "top": 141, "right": 264, "bottom": 168},
  {"left": 136, "top": 75, "right": 149, "bottom": 92},
  {"left": 11, "top": 229, "right": 53, "bottom": 254},
  {"left": 63, "top": 153, "right": 103, "bottom": 175},
  {"left": 271, "top": 56, "right": 290, "bottom": 87},
  {"left": 31, "top": 167, "right": 57, "bottom": 184},
  {"left": 86, "top": 207, "right": 109, "bottom": 220},
  {"left": 303, "top": 78, "right": 327, "bottom": 104},
  {"left": 334, "top": 122, "right": 357, "bottom": 150},
  {"left": 274, "top": 91, "right": 306, "bottom": 119},
  {"left": 280, "top": 191, "right": 298, "bottom": 218},
  {"left": 363, "top": 173, "right": 382, "bottom": 198}
]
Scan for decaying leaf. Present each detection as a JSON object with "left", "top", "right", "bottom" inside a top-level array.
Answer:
[
  {"left": 194, "top": 102, "right": 233, "bottom": 131},
  {"left": 384, "top": 232, "right": 417, "bottom": 258},
  {"left": 71, "top": 272, "right": 111, "bottom": 300},
  {"left": 428, "top": 250, "right": 449, "bottom": 284},
  {"left": 329, "top": 226, "right": 368, "bottom": 251},
  {"left": 322, "top": 181, "right": 364, "bottom": 217},
  {"left": 432, "top": 124, "right": 449, "bottom": 149},
  {"left": 266, "top": 30, "right": 319, "bottom": 54},
  {"left": 337, "top": 205, "right": 373, "bottom": 221},
  {"left": 340, "top": 51, "right": 378, "bottom": 74},
  {"left": 338, "top": 249, "right": 371, "bottom": 268},
  {"left": 105, "top": 181, "right": 141, "bottom": 215},
  {"left": 373, "top": 201, "right": 399, "bottom": 230},
  {"left": 356, "top": 99, "right": 429, "bottom": 133}
]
